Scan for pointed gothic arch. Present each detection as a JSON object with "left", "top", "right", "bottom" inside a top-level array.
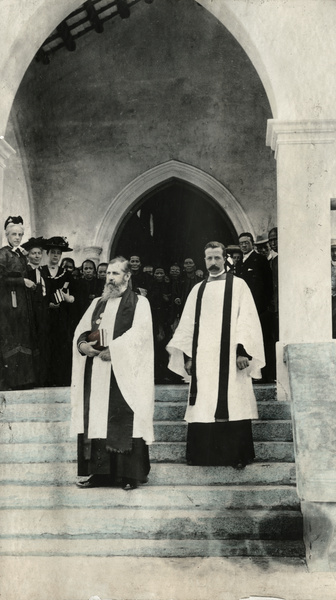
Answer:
[{"left": 94, "top": 160, "right": 255, "bottom": 259}]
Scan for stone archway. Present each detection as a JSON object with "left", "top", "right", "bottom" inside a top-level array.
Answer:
[{"left": 94, "top": 160, "right": 255, "bottom": 260}]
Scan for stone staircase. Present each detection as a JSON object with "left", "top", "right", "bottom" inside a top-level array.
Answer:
[{"left": 0, "top": 384, "right": 305, "bottom": 558}]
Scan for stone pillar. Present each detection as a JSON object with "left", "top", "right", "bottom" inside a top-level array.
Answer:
[
  {"left": 83, "top": 245, "right": 102, "bottom": 267},
  {"left": 266, "top": 120, "right": 336, "bottom": 400},
  {"left": 286, "top": 342, "right": 336, "bottom": 571},
  {"left": 0, "top": 136, "right": 16, "bottom": 244}
]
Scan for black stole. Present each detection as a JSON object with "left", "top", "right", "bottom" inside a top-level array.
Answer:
[
  {"left": 83, "top": 288, "right": 139, "bottom": 454},
  {"left": 189, "top": 272, "right": 234, "bottom": 421}
]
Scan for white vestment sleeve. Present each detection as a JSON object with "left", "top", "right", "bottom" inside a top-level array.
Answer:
[
  {"left": 70, "top": 297, "right": 101, "bottom": 437},
  {"left": 166, "top": 283, "right": 201, "bottom": 381},
  {"left": 235, "top": 279, "right": 265, "bottom": 379}
]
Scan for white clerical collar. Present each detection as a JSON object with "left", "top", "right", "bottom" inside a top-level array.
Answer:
[
  {"left": 242, "top": 249, "right": 254, "bottom": 262},
  {"left": 209, "top": 269, "right": 225, "bottom": 278}
]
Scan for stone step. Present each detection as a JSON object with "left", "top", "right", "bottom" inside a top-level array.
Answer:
[
  {"left": 151, "top": 442, "right": 294, "bottom": 463},
  {"left": 0, "top": 387, "right": 70, "bottom": 405},
  {"left": 0, "top": 383, "right": 277, "bottom": 405},
  {"left": 0, "top": 400, "right": 292, "bottom": 422},
  {"left": 0, "top": 484, "right": 300, "bottom": 510},
  {"left": 154, "top": 384, "right": 277, "bottom": 403},
  {"left": 154, "top": 401, "right": 291, "bottom": 422},
  {"left": 0, "top": 537, "right": 305, "bottom": 558},
  {"left": 0, "top": 462, "right": 297, "bottom": 487},
  {"left": 0, "top": 507, "right": 303, "bottom": 541},
  {"left": 0, "top": 419, "right": 293, "bottom": 444},
  {"left": 0, "top": 440, "right": 295, "bottom": 463}
]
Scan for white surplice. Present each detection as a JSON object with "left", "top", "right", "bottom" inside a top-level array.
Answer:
[
  {"left": 167, "top": 277, "right": 265, "bottom": 423},
  {"left": 70, "top": 294, "right": 155, "bottom": 444}
]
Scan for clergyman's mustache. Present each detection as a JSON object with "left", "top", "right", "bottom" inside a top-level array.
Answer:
[{"left": 208, "top": 265, "right": 220, "bottom": 271}]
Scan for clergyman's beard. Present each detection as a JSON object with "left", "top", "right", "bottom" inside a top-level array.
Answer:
[{"left": 102, "top": 281, "right": 127, "bottom": 301}]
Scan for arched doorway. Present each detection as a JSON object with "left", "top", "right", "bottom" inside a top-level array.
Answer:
[{"left": 111, "top": 180, "right": 237, "bottom": 270}]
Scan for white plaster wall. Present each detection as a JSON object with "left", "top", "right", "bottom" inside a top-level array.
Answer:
[
  {"left": 1, "top": 0, "right": 336, "bottom": 138},
  {"left": 199, "top": 0, "right": 336, "bottom": 120},
  {"left": 1, "top": 114, "right": 33, "bottom": 246}
]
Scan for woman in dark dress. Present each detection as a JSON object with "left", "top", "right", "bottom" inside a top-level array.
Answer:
[
  {"left": 22, "top": 236, "right": 49, "bottom": 387},
  {"left": 0, "top": 216, "right": 39, "bottom": 389},
  {"left": 41, "top": 236, "right": 76, "bottom": 386}
]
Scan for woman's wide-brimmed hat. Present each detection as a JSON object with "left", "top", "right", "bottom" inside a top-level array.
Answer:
[
  {"left": 44, "top": 236, "right": 73, "bottom": 252},
  {"left": 4, "top": 215, "right": 23, "bottom": 229},
  {"left": 21, "top": 236, "right": 46, "bottom": 251}
]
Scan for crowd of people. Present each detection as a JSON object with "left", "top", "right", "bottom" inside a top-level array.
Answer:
[
  {"left": 0, "top": 217, "right": 108, "bottom": 389},
  {"left": 126, "top": 227, "right": 278, "bottom": 384},
  {"left": 0, "top": 215, "right": 279, "bottom": 390}
]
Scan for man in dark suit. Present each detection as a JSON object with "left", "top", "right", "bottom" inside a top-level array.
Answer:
[{"left": 237, "top": 232, "right": 274, "bottom": 382}]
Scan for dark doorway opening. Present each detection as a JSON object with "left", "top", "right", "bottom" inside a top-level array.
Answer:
[{"left": 111, "top": 180, "right": 237, "bottom": 269}]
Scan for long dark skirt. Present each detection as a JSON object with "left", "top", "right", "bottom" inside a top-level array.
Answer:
[
  {"left": 186, "top": 419, "right": 255, "bottom": 466},
  {"left": 77, "top": 435, "right": 150, "bottom": 482}
]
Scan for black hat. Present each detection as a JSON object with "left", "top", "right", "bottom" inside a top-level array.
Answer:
[
  {"left": 226, "top": 245, "right": 242, "bottom": 255},
  {"left": 44, "top": 236, "right": 73, "bottom": 252},
  {"left": 4, "top": 216, "right": 23, "bottom": 230},
  {"left": 21, "top": 236, "right": 46, "bottom": 251}
]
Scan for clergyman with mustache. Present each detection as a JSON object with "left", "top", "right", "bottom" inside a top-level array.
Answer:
[
  {"left": 167, "top": 241, "right": 265, "bottom": 469},
  {"left": 70, "top": 257, "right": 155, "bottom": 490}
]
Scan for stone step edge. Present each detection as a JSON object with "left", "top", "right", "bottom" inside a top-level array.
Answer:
[
  {"left": 0, "top": 462, "right": 297, "bottom": 486},
  {"left": 0, "top": 440, "right": 294, "bottom": 447},
  {"left": 0, "top": 483, "right": 299, "bottom": 495},
  {"left": 0, "top": 399, "right": 284, "bottom": 408},
  {"left": 0, "top": 485, "right": 301, "bottom": 510},
  {"left": 0, "top": 507, "right": 303, "bottom": 518},
  {"left": 0, "top": 538, "right": 305, "bottom": 558}
]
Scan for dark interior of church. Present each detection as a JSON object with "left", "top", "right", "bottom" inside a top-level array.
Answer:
[{"left": 112, "top": 181, "right": 237, "bottom": 270}]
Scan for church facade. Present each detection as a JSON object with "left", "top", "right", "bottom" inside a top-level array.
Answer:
[{"left": 0, "top": 0, "right": 336, "bottom": 573}]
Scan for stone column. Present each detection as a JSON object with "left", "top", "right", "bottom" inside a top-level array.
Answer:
[
  {"left": 0, "top": 136, "right": 16, "bottom": 244},
  {"left": 266, "top": 120, "right": 336, "bottom": 400},
  {"left": 83, "top": 245, "right": 103, "bottom": 267}
]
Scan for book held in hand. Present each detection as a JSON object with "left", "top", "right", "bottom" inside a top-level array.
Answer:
[{"left": 87, "top": 329, "right": 108, "bottom": 351}]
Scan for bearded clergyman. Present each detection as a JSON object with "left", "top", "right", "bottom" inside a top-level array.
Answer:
[
  {"left": 167, "top": 241, "right": 265, "bottom": 469},
  {"left": 70, "top": 256, "right": 155, "bottom": 489}
]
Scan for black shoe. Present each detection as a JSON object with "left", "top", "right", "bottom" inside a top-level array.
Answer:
[
  {"left": 232, "top": 461, "right": 247, "bottom": 470},
  {"left": 122, "top": 477, "right": 138, "bottom": 490},
  {"left": 76, "top": 474, "right": 110, "bottom": 488}
]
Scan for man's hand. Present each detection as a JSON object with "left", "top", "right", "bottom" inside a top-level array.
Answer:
[
  {"left": 184, "top": 358, "right": 192, "bottom": 376},
  {"left": 49, "top": 302, "right": 60, "bottom": 309},
  {"left": 99, "top": 348, "right": 111, "bottom": 361},
  {"left": 79, "top": 341, "right": 101, "bottom": 357},
  {"left": 237, "top": 355, "right": 249, "bottom": 370}
]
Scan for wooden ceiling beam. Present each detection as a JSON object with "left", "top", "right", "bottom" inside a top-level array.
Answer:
[
  {"left": 57, "top": 21, "right": 76, "bottom": 51},
  {"left": 84, "top": 0, "right": 104, "bottom": 33},
  {"left": 116, "top": 0, "right": 131, "bottom": 19},
  {"left": 35, "top": 48, "right": 50, "bottom": 65}
]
